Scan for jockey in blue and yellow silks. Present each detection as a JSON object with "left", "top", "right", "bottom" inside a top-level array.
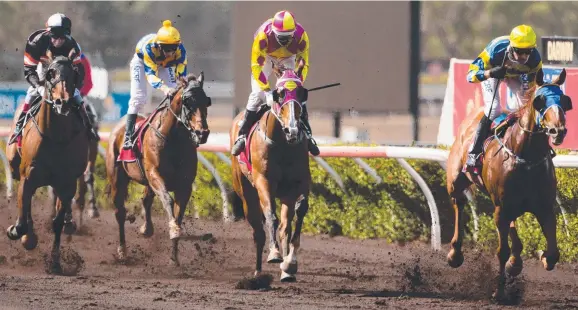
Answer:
[
  {"left": 124, "top": 20, "right": 188, "bottom": 150},
  {"left": 465, "top": 24, "right": 543, "bottom": 173},
  {"left": 231, "top": 10, "right": 319, "bottom": 156}
]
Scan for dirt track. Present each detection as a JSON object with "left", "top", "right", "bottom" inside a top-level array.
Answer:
[{"left": 0, "top": 194, "right": 577, "bottom": 310}]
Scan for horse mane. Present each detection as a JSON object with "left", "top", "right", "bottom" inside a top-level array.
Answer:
[{"left": 512, "top": 85, "right": 538, "bottom": 119}]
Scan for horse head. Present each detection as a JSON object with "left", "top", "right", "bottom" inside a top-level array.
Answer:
[
  {"left": 43, "top": 50, "right": 78, "bottom": 116},
  {"left": 271, "top": 59, "right": 307, "bottom": 145},
  {"left": 175, "top": 72, "right": 211, "bottom": 145},
  {"left": 533, "top": 68, "right": 572, "bottom": 146}
]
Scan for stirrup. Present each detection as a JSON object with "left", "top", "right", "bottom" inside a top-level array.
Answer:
[{"left": 122, "top": 136, "right": 134, "bottom": 150}]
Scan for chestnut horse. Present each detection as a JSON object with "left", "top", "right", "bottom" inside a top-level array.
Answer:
[
  {"left": 5, "top": 55, "right": 89, "bottom": 274},
  {"left": 105, "top": 73, "right": 211, "bottom": 266},
  {"left": 230, "top": 61, "right": 311, "bottom": 282},
  {"left": 446, "top": 69, "right": 571, "bottom": 301}
]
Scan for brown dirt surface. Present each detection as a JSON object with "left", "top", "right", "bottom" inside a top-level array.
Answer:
[{"left": 0, "top": 194, "right": 577, "bottom": 309}]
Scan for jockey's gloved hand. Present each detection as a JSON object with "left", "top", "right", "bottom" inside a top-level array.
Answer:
[
  {"left": 161, "top": 85, "right": 175, "bottom": 97},
  {"left": 265, "top": 90, "right": 275, "bottom": 106},
  {"left": 36, "top": 86, "right": 45, "bottom": 97},
  {"left": 489, "top": 66, "right": 508, "bottom": 79}
]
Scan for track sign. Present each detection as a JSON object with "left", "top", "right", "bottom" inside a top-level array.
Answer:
[{"left": 541, "top": 36, "right": 578, "bottom": 66}]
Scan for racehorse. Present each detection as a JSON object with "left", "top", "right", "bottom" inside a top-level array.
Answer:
[
  {"left": 230, "top": 60, "right": 312, "bottom": 282},
  {"left": 49, "top": 100, "right": 100, "bottom": 226},
  {"left": 105, "top": 72, "right": 211, "bottom": 266},
  {"left": 446, "top": 68, "right": 571, "bottom": 301},
  {"left": 5, "top": 54, "right": 89, "bottom": 274}
]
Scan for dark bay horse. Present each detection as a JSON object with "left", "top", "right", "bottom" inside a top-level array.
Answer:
[
  {"left": 446, "top": 69, "right": 571, "bottom": 301},
  {"left": 230, "top": 61, "right": 311, "bottom": 282},
  {"left": 49, "top": 100, "right": 100, "bottom": 226},
  {"left": 105, "top": 73, "right": 211, "bottom": 266},
  {"left": 5, "top": 55, "right": 89, "bottom": 274}
]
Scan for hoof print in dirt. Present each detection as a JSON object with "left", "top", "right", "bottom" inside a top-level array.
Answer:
[{"left": 235, "top": 273, "right": 273, "bottom": 290}]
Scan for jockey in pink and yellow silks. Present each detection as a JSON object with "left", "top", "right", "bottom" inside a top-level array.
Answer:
[{"left": 231, "top": 10, "right": 319, "bottom": 156}]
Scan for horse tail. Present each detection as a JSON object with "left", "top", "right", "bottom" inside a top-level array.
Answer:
[{"left": 227, "top": 189, "right": 245, "bottom": 221}]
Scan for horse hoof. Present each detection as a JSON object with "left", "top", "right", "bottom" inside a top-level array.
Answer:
[
  {"left": 538, "top": 250, "right": 557, "bottom": 271},
  {"left": 50, "top": 263, "right": 63, "bottom": 275},
  {"left": 21, "top": 233, "right": 38, "bottom": 251},
  {"left": 447, "top": 249, "right": 464, "bottom": 268},
  {"left": 491, "top": 289, "right": 507, "bottom": 304},
  {"left": 505, "top": 257, "right": 523, "bottom": 277},
  {"left": 63, "top": 221, "right": 77, "bottom": 235},
  {"left": 6, "top": 225, "right": 21, "bottom": 241},
  {"left": 126, "top": 214, "right": 136, "bottom": 224},
  {"left": 267, "top": 249, "right": 283, "bottom": 264},
  {"left": 280, "top": 271, "right": 296, "bottom": 283},
  {"left": 169, "top": 221, "right": 181, "bottom": 240},
  {"left": 139, "top": 223, "right": 154, "bottom": 238},
  {"left": 280, "top": 260, "right": 298, "bottom": 275},
  {"left": 117, "top": 245, "right": 127, "bottom": 261},
  {"left": 169, "top": 257, "right": 180, "bottom": 267},
  {"left": 88, "top": 208, "right": 100, "bottom": 219}
]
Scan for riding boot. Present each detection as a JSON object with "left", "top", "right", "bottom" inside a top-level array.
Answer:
[
  {"left": 9, "top": 99, "right": 35, "bottom": 146},
  {"left": 231, "top": 109, "right": 259, "bottom": 156},
  {"left": 300, "top": 104, "right": 320, "bottom": 156},
  {"left": 466, "top": 114, "right": 492, "bottom": 169},
  {"left": 123, "top": 113, "right": 138, "bottom": 150},
  {"left": 73, "top": 95, "right": 100, "bottom": 141}
]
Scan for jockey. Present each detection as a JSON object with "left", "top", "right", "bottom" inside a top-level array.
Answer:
[
  {"left": 465, "top": 24, "right": 542, "bottom": 172},
  {"left": 124, "top": 20, "right": 187, "bottom": 150},
  {"left": 9, "top": 13, "right": 100, "bottom": 145},
  {"left": 230, "top": 10, "right": 320, "bottom": 156}
]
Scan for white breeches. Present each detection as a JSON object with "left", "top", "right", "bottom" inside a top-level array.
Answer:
[
  {"left": 481, "top": 77, "right": 531, "bottom": 120},
  {"left": 246, "top": 55, "right": 296, "bottom": 112},
  {"left": 128, "top": 54, "right": 177, "bottom": 114}
]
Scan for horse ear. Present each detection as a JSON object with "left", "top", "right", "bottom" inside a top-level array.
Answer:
[
  {"left": 533, "top": 94, "right": 546, "bottom": 111},
  {"left": 554, "top": 68, "right": 567, "bottom": 86},
  {"left": 68, "top": 49, "right": 77, "bottom": 61},
  {"left": 198, "top": 71, "right": 204, "bottom": 86},
  {"left": 536, "top": 68, "right": 545, "bottom": 87},
  {"left": 561, "top": 95, "right": 573, "bottom": 112}
]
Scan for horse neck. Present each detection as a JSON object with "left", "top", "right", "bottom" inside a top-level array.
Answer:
[
  {"left": 263, "top": 109, "right": 286, "bottom": 143},
  {"left": 157, "top": 97, "right": 183, "bottom": 136},
  {"left": 37, "top": 99, "right": 75, "bottom": 140},
  {"left": 508, "top": 104, "right": 549, "bottom": 159}
]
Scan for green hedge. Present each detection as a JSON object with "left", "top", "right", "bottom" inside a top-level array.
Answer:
[{"left": 3, "top": 141, "right": 578, "bottom": 262}]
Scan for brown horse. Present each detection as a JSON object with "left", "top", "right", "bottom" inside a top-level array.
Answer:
[
  {"left": 105, "top": 72, "right": 211, "bottom": 266},
  {"left": 446, "top": 69, "right": 571, "bottom": 301},
  {"left": 49, "top": 100, "right": 100, "bottom": 226},
  {"left": 230, "top": 61, "right": 311, "bottom": 282},
  {"left": 5, "top": 55, "right": 89, "bottom": 274}
]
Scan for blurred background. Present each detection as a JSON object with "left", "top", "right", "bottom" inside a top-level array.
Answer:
[{"left": 0, "top": 1, "right": 577, "bottom": 146}]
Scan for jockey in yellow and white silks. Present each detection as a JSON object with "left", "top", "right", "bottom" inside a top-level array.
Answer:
[
  {"left": 124, "top": 20, "right": 188, "bottom": 150},
  {"left": 464, "top": 24, "right": 543, "bottom": 172},
  {"left": 230, "top": 10, "right": 319, "bottom": 156}
]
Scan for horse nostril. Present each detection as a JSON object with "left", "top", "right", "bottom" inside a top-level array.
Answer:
[{"left": 283, "top": 127, "right": 290, "bottom": 134}]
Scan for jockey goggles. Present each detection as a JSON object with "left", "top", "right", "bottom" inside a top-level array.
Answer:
[{"left": 161, "top": 44, "right": 179, "bottom": 52}]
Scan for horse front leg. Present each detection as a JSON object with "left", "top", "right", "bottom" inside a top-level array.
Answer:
[
  {"left": 254, "top": 176, "right": 282, "bottom": 264},
  {"left": 149, "top": 171, "right": 179, "bottom": 241},
  {"left": 73, "top": 175, "right": 87, "bottom": 228},
  {"left": 536, "top": 209, "right": 560, "bottom": 271},
  {"left": 50, "top": 181, "right": 77, "bottom": 274},
  {"left": 505, "top": 220, "right": 524, "bottom": 276},
  {"left": 169, "top": 184, "right": 192, "bottom": 267},
  {"left": 492, "top": 209, "right": 512, "bottom": 302},
  {"left": 7, "top": 178, "right": 37, "bottom": 250},
  {"left": 139, "top": 186, "right": 155, "bottom": 238},
  {"left": 447, "top": 193, "right": 467, "bottom": 268}
]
